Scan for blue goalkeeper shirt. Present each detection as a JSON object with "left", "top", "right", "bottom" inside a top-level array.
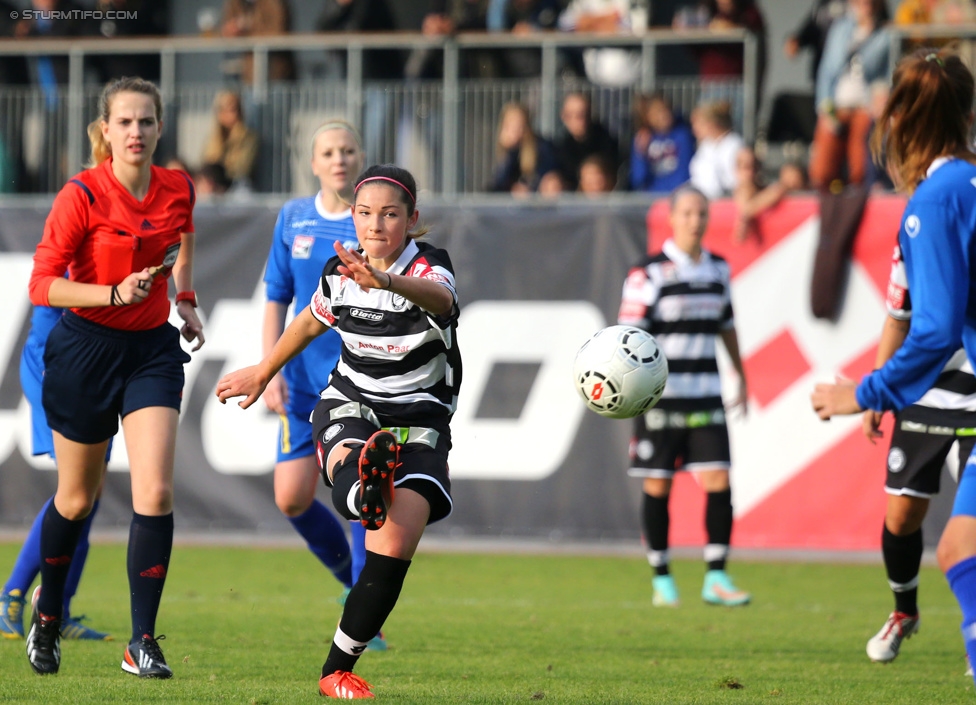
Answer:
[
  {"left": 263, "top": 194, "right": 358, "bottom": 398},
  {"left": 857, "top": 157, "right": 976, "bottom": 412}
]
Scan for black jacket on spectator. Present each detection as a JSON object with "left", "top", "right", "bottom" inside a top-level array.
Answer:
[
  {"left": 94, "top": 0, "right": 170, "bottom": 83},
  {"left": 318, "top": 0, "right": 403, "bottom": 80},
  {"left": 554, "top": 121, "right": 620, "bottom": 191},
  {"left": 489, "top": 137, "right": 561, "bottom": 192}
]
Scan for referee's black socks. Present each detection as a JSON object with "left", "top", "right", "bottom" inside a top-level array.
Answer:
[
  {"left": 128, "top": 512, "right": 174, "bottom": 643},
  {"left": 37, "top": 500, "right": 86, "bottom": 619},
  {"left": 322, "top": 551, "right": 410, "bottom": 676},
  {"left": 882, "top": 524, "right": 922, "bottom": 616}
]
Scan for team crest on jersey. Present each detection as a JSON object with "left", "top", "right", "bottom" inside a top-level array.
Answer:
[
  {"left": 905, "top": 215, "right": 921, "bottom": 238},
  {"left": 887, "top": 447, "right": 907, "bottom": 473},
  {"left": 391, "top": 293, "right": 407, "bottom": 311},
  {"left": 660, "top": 262, "right": 678, "bottom": 281},
  {"left": 322, "top": 423, "right": 344, "bottom": 442},
  {"left": 292, "top": 235, "right": 315, "bottom": 259},
  {"left": 636, "top": 439, "right": 654, "bottom": 460}
]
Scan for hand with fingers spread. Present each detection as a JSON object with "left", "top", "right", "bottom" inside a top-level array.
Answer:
[
  {"left": 216, "top": 364, "right": 271, "bottom": 410},
  {"left": 333, "top": 240, "right": 391, "bottom": 292}
]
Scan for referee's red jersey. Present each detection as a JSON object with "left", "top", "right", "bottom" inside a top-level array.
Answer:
[{"left": 29, "top": 158, "right": 195, "bottom": 330}]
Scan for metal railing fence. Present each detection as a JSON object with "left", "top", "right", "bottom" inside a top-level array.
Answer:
[{"left": 0, "top": 29, "right": 754, "bottom": 196}]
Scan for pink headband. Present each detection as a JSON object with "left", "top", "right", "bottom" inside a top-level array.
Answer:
[{"left": 354, "top": 176, "right": 416, "bottom": 204}]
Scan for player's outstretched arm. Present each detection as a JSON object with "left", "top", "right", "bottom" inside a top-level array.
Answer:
[
  {"left": 333, "top": 241, "right": 454, "bottom": 316},
  {"left": 216, "top": 306, "right": 327, "bottom": 409}
]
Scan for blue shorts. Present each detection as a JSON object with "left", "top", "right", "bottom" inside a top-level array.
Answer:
[
  {"left": 20, "top": 325, "right": 54, "bottom": 457},
  {"left": 42, "top": 312, "right": 190, "bottom": 445},
  {"left": 276, "top": 389, "right": 319, "bottom": 463}
]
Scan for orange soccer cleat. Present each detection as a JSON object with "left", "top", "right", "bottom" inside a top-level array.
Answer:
[{"left": 319, "top": 670, "right": 375, "bottom": 699}]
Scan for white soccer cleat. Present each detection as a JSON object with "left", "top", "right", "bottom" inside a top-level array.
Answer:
[{"left": 866, "top": 611, "right": 919, "bottom": 663}]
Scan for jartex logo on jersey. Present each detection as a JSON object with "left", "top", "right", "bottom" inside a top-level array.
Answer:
[{"left": 350, "top": 308, "right": 383, "bottom": 321}]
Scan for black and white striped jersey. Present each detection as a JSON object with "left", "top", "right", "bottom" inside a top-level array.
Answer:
[
  {"left": 618, "top": 238, "right": 733, "bottom": 412},
  {"left": 309, "top": 239, "right": 462, "bottom": 426},
  {"left": 886, "top": 242, "right": 976, "bottom": 411}
]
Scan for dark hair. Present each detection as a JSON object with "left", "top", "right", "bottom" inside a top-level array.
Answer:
[
  {"left": 353, "top": 164, "right": 428, "bottom": 238},
  {"left": 871, "top": 47, "right": 976, "bottom": 193}
]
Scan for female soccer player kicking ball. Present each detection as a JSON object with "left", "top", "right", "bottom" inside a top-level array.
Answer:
[
  {"left": 217, "top": 164, "right": 461, "bottom": 698},
  {"left": 812, "top": 48, "right": 976, "bottom": 684}
]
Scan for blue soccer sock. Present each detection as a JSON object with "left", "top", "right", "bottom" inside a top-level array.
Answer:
[
  {"left": 3, "top": 497, "right": 50, "bottom": 596},
  {"left": 350, "top": 520, "right": 367, "bottom": 584},
  {"left": 288, "top": 500, "right": 352, "bottom": 587},
  {"left": 946, "top": 554, "right": 976, "bottom": 686},
  {"left": 62, "top": 499, "right": 98, "bottom": 620}
]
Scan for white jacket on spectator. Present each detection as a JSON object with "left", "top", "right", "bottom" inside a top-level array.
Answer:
[{"left": 689, "top": 131, "right": 744, "bottom": 200}]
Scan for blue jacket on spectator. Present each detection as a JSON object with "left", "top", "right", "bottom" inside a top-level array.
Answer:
[
  {"left": 815, "top": 13, "right": 890, "bottom": 109},
  {"left": 629, "top": 119, "right": 694, "bottom": 193}
]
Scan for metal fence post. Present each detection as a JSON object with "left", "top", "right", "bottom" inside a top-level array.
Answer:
[
  {"left": 540, "top": 42, "right": 558, "bottom": 138},
  {"left": 253, "top": 46, "right": 268, "bottom": 104},
  {"left": 66, "top": 48, "right": 84, "bottom": 179},
  {"left": 742, "top": 31, "right": 757, "bottom": 143},
  {"left": 346, "top": 44, "right": 364, "bottom": 129},
  {"left": 442, "top": 40, "right": 460, "bottom": 199}
]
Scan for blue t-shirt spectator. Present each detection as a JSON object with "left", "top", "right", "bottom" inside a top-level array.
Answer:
[{"left": 630, "top": 118, "right": 694, "bottom": 193}]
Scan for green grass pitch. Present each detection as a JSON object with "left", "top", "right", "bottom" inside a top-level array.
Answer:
[{"left": 0, "top": 543, "right": 972, "bottom": 703}]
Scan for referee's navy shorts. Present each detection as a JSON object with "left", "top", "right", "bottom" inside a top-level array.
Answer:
[{"left": 42, "top": 312, "right": 191, "bottom": 444}]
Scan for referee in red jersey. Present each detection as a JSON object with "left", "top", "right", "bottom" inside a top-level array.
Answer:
[{"left": 25, "top": 77, "right": 203, "bottom": 679}]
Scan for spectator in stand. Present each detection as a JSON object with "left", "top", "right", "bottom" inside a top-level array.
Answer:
[
  {"left": 220, "top": 0, "right": 295, "bottom": 84},
  {"left": 578, "top": 153, "right": 617, "bottom": 194},
  {"left": 554, "top": 92, "right": 620, "bottom": 191},
  {"left": 94, "top": 0, "right": 170, "bottom": 83},
  {"left": 405, "top": 1, "right": 498, "bottom": 79},
  {"left": 201, "top": 90, "right": 259, "bottom": 188},
  {"left": 195, "top": 163, "right": 232, "bottom": 200},
  {"left": 488, "top": 102, "right": 562, "bottom": 195},
  {"left": 557, "top": 0, "right": 645, "bottom": 87},
  {"left": 732, "top": 146, "right": 806, "bottom": 243},
  {"left": 688, "top": 100, "right": 744, "bottom": 199},
  {"left": 783, "top": 0, "right": 847, "bottom": 84},
  {"left": 630, "top": 91, "right": 695, "bottom": 193},
  {"left": 896, "top": 0, "right": 975, "bottom": 26},
  {"left": 675, "top": 0, "right": 767, "bottom": 126},
  {"left": 810, "top": 0, "right": 890, "bottom": 190},
  {"left": 488, "top": 0, "right": 564, "bottom": 78}
]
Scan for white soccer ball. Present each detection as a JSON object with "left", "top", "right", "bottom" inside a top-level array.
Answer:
[{"left": 573, "top": 325, "right": 669, "bottom": 419}]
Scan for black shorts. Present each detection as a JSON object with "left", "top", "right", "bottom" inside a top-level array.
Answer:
[
  {"left": 628, "top": 407, "right": 731, "bottom": 479},
  {"left": 885, "top": 405, "right": 976, "bottom": 498},
  {"left": 311, "top": 397, "right": 453, "bottom": 524},
  {"left": 42, "top": 312, "right": 190, "bottom": 444}
]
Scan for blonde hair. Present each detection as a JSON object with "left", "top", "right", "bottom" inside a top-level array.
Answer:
[
  {"left": 496, "top": 102, "right": 538, "bottom": 183},
  {"left": 310, "top": 119, "right": 363, "bottom": 155},
  {"left": 86, "top": 77, "right": 162, "bottom": 167}
]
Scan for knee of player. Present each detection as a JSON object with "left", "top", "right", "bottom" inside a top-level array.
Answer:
[
  {"left": 275, "top": 493, "right": 313, "bottom": 518},
  {"left": 55, "top": 493, "right": 97, "bottom": 521},
  {"left": 133, "top": 483, "right": 174, "bottom": 515}
]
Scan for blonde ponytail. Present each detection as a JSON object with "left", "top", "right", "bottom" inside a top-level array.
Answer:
[{"left": 87, "top": 119, "right": 111, "bottom": 167}]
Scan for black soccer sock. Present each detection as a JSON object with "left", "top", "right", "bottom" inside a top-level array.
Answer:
[
  {"left": 127, "top": 512, "right": 173, "bottom": 642},
  {"left": 37, "top": 500, "right": 86, "bottom": 619},
  {"left": 322, "top": 551, "right": 411, "bottom": 677},
  {"left": 705, "top": 489, "right": 733, "bottom": 572},
  {"left": 642, "top": 493, "right": 671, "bottom": 576},
  {"left": 882, "top": 524, "right": 922, "bottom": 616},
  {"left": 330, "top": 450, "right": 364, "bottom": 522}
]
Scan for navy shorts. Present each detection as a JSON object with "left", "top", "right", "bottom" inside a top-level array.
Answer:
[
  {"left": 311, "top": 397, "right": 453, "bottom": 524},
  {"left": 42, "top": 312, "right": 190, "bottom": 444}
]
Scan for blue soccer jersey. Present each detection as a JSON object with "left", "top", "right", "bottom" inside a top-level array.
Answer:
[
  {"left": 856, "top": 158, "right": 976, "bottom": 414},
  {"left": 264, "top": 194, "right": 359, "bottom": 400}
]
